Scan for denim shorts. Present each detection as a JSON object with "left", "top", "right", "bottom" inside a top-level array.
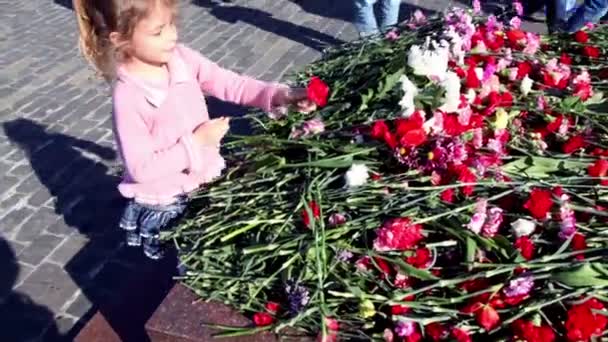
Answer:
[{"left": 119, "top": 195, "right": 188, "bottom": 260}]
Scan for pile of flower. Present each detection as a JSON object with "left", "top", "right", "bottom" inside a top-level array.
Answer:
[{"left": 169, "top": 3, "right": 608, "bottom": 341}]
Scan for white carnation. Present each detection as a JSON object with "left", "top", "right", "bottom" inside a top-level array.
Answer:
[
  {"left": 345, "top": 163, "right": 370, "bottom": 187},
  {"left": 407, "top": 38, "right": 449, "bottom": 80},
  {"left": 398, "top": 74, "right": 419, "bottom": 117},
  {"left": 511, "top": 218, "right": 536, "bottom": 237},
  {"left": 520, "top": 75, "right": 533, "bottom": 96},
  {"left": 439, "top": 71, "right": 461, "bottom": 113}
]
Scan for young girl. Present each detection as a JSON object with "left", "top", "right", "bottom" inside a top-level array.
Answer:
[{"left": 73, "top": 0, "right": 314, "bottom": 260}]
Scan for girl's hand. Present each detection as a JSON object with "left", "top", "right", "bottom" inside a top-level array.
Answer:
[
  {"left": 193, "top": 117, "right": 230, "bottom": 148},
  {"left": 272, "top": 87, "right": 317, "bottom": 114}
]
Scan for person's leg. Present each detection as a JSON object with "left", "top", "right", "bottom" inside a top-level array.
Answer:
[
  {"left": 546, "top": 0, "right": 570, "bottom": 33},
  {"left": 564, "top": 0, "right": 608, "bottom": 32},
  {"left": 119, "top": 201, "right": 142, "bottom": 247},
  {"left": 523, "top": 0, "right": 546, "bottom": 16},
  {"left": 377, "top": 0, "right": 401, "bottom": 31},
  {"left": 353, "top": 0, "right": 379, "bottom": 36}
]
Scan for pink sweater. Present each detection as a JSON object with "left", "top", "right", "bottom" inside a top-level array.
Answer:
[{"left": 112, "top": 44, "right": 286, "bottom": 205}]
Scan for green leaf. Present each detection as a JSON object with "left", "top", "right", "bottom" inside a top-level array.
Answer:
[
  {"left": 502, "top": 156, "right": 589, "bottom": 178},
  {"left": 390, "top": 257, "right": 439, "bottom": 281},
  {"left": 560, "top": 96, "right": 583, "bottom": 112},
  {"left": 586, "top": 91, "right": 604, "bottom": 105},
  {"left": 466, "top": 236, "right": 477, "bottom": 265},
  {"left": 359, "top": 88, "right": 375, "bottom": 112},
  {"left": 553, "top": 262, "right": 608, "bottom": 287},
  {"left": 377, "top": 67, "right": 404, "bottom": 99}
]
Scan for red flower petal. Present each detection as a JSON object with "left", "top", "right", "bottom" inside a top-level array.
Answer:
[
  {"left": 588, "top": 159, "right": 608, "bottom": 178},
  {"left": 582, "top": 46, "right": 601, "bottom": 58},
  {"left": 466, "top": 66, "right": 481, "bottom": 89},
  {"left": 307, "top": 76, "right": 330, "bottom": 107},
  {"left": 562, "top": 135, "right": 587, "bottom": 154},
  {"left": 574, "top": 30, "right": 589, "bottom": 43},
  {"left": 265, "top": 301, "right": 280, "bottom": 314},
  {"left": 399, "top": 128, "right": 427, "bottom": 147},
  {"left": 524, "top": 188, "right": 553, "bottom": 220},
  {"left": 302, "top": 201, "right": 321, "bottom": 228},
  {"left": 370, "top": 120, "right": 389, "bottom": 139},
  {"left": 451, "top": 328, "right": 472, "bottom": 342},
  {"left": 565, "top": 298, "right": 607, "bottom": 341},
  {"left": 476, "top": 305, "right": 500, "bottom": 331},
  {"left": 572, "top": 233, "right": 587, "bottom": 260},
  {"left": 426, "top": 323, "right": 449, "bottom": 341},
  {"left": 560, "top": 53, "right": 573, "bottom": 65},
  {"left": 253, "top": 312, "right": 275, "bottom": 326},
  {"left": 515, "top": 236, "right": 535, "bottom": 260}
]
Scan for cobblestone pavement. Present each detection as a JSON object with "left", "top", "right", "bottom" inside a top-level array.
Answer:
[{"left": 0, "top": 0, "right": 543, "bottom": 341}]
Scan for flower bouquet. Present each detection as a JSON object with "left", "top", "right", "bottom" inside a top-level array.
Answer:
[{"left": 168, "top": 4, "right": 608, "bottom": 341}]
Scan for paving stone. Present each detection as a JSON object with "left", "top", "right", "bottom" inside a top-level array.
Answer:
[
  {"left": 15, "top": 208, "right": 59, "bottom": 243},
  {"left": 0, "top": 206, "right": 35, "bottom": 235},
  {"left": 19, "top": 234, "right": 65, "bottom": 266},
  {"left": 48, "top": 234, "right": 90, "bottom": 265},
  {"left": 65, "top": 291, "right": 94, "bottom": 318},
  {"left": 16, "top": 262, "right": 79, "bottom": 314}
]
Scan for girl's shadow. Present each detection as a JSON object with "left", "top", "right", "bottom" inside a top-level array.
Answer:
[
  {"left": 3, "top": 119, "right": 173, "bottom": 341},
  {"left": 0, "top": 237, "right": 61, "bottom": 341}
]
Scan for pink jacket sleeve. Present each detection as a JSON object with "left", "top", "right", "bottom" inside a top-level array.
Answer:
[
  {"left": 178, "top": 45, "right": 288, "bottom": 112},
  {"left": 112, "top": 87, "right": 199, "bottom": 183}
]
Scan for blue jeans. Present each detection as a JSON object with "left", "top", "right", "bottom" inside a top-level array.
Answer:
[
  {"left": 562, "top": 0, "right": 608, "bottom": 32},
  {"left": 546, "top": 0, "right": 577, "bottom": 32},
  {"left": 353, "top": 0, "right": 401, "bottom": 36},
  {"left": 119, "top": 196, "right": 188, "bottom": 260}
]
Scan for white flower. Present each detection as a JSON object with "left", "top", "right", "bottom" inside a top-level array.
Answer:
[
  {"left": 520, "top": 75, "right": 533, "bottom": 96},
  {"left": 345, "top": 163, "right": 370, "bottom": 187},
  {"left": 439, "top": 71, "right": 461, "bottom": 113},
  {"left": 465, "top": 88, "right": 477, "bottom": 103},
  {"left": 407, "top": 38, "right": 449, "bottom": 79},
  {"left": 511, "top": 218, "right": 536, "bottom": 237},
  {"left": 398, "top": 75, "right": 418, "bottom": 117},
  {"left": 444, "top": 27, "right": 465, "bottom": 65}
]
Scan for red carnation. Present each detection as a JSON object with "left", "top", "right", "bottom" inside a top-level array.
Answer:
[
  {"left": 373, "top": 217, "right": 424, "bottom": 251},
  {"left": 562, "top": 135, "right": 586, "bottom": 154},
  {"left": 253, "top": 312, "right": 275, "bottom": 326},
  {"left": 477, "top": 305, "right": 500, "bottom": 331},
  {"left": 517, "top": 61, "right": 533, "bottom": 79},
  {"left": 466, "top": 66, "right": 481, "bottom": 89},
  {"left": 565, "top": 298, "right": 607, "bottom": 341},
  {"left": 524, "top": 188, "right": 554, "bottom": 220},
  {"left": 384, "top": 131, "right": 398, "bottom": 149},
  {"left": 572, "top": 233, "right": 587, "bottom": 261},
  {"left": 453, "top": 165, "right": 477, "bottom": 196},
  {"left": 512, "top": 319, "right": 556, "bottom": 342},
  {"left": 546, "top": 115, "right": 567, "bottom": 134},
  {"left": 574, "top": 30, "right": 589, "bottom": 43},
  {"left": 451, "top": 328, "right": 472, "bottom": 342},
  {"left": 395, "top": 112, "right": 424, "bottom": 136},
  {"left": 265, "top": 302, "right": 280, "bottom": 314},
  {"left": 307, "top": 76, "right": 330, "bottom": 107},
  {"left": 515, "top": 236, "right": 535, "bottom": 260},
  {"left": 582, "top": 46, "right": 601, "bottom": 58},
  {"left": 406, "top": 247, "right": 432, "bottom": 269},
  {"left": 440, "top": 188, "right": 455, "bottom": 203},
  {"left": 400, "top": 129, "right": 427, "bottom": 147},
  {"left": 426, "top": 323, "right": 449, "bottom": 341},
  {"left": 370, "top": 120, "right": 389, "bottom": 139},
  {"left": 506, "top": 29, "right": 526, "bottom": 45},
  {"left": 560, "top": 53, "right": 573, "bottom": 65},
  {"left": 588, "top": 159, "right": 608, "bottom": 185},
  {"left": 302, "top": 201, "right": 321, "bottom": 228}
]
